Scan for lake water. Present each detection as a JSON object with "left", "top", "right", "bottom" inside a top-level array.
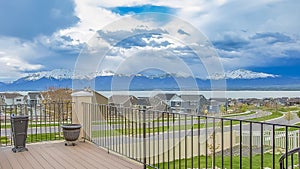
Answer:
[{"left": 97, "top": 90, "right": 300, "bottom": 99}]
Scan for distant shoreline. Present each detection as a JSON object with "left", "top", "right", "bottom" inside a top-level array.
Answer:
[
  {"left": 1, "top": 90, "right": 299, "bottom": 99},
  {"left": 96, "top": 90, "right": 300, "bottom": 99}
]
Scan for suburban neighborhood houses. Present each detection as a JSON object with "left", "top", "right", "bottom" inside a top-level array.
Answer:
[
  {"left": 1, "top": 89, "right": 300, "bottom": 169},
  {"left": 0, "top": 92, "right": 43, "bottom": 106},
  {"left": 1, "top": 90, "right": 300, "bottom": 114}
]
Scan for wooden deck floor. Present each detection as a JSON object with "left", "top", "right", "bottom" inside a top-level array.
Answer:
[{"left": 0, "top": 141, "right": 143, "bottom": 169}]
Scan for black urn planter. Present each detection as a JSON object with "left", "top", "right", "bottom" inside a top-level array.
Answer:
[{"left": 61, "top": 124, "right": 81, "bottom": 146}]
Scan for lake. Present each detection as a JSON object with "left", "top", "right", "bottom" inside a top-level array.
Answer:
[{"left": 97, "top": 90, "right": 300, "bottom": 99}]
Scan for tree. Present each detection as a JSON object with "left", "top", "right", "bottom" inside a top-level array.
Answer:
[
  {"left": 240, "top": 104, "right": 248, "bottom": 113},
  {"left": 284, "top": 111, "right": 294, "bottom": 124},
  {"left": 220, "top": 105, "right": 226, "bottom": 114},
  {"left": 297, "top": 110, "right": 300, "bottom": 118},
  {"left": 42, "top": 87, "right": 72, "bottom": 103},
  {"left": 41, "top": 87, "right": 72, "bottom": 121}
]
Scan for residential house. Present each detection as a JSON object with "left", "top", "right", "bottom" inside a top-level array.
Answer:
[
  {"left": 27, "top": 92, "right": 44, "bottom": 105},
  {"left": 153, "top": 93, "right": 183, "bottom": 112},
  {"left": 208, "top": 98, "right": 228, "bottom": 114},
  {"left": 286, "top": 98, "right": 300, "bottom": 106},
  {"left": 180, "top": 94, "right": 209, "bottom": 114},
  {"left": 108, "top": 95, "right": 138, "bottom": 108},
  {"left": 0, "top": 95, "right": 4, "bottom": 105},
  {"left": 0, "top": 93, "right": 26, "bottom": 105},
  {"left": 137, "top": 97, "right": 168, "bottom": 111}
]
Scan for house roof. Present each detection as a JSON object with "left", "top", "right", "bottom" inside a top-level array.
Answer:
[
  {"left": 28, "top": 92, "right": 42, "bottom": 100},
  {"left": 154, "top": 93, "right": 177, "bottom": 101},
  {"left": 108, "top": 95, "right": 137, "bottom": 105},
  {"left": 180, "top": 95, "right": 207, "bottom": 102},
  {"left": 0, "top": 93, "right": 23, "bottom": 99},
  {"left": 137, "top": 97, "right": 151, "bottom": 106},
  {"left": 137, "top": 97, "right": 168, "bottom": 110},
  {"left": 209, "top": 98, "right": 227, "bottom": 102}
]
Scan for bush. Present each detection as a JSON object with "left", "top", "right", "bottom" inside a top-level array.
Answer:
[{"left": 297, "top": 111, "right": 300, "bottom": 118}]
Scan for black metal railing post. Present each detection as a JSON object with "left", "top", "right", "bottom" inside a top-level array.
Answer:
[{"left": 142, "top": 109, "right": 147, "bottom": 169}]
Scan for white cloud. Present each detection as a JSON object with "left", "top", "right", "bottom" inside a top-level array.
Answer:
[
  {"left": 0, "top": 51, "right": 43, "bottom": 82},
  {"left": 0, "top": 36, "right": 55, "bottom": 82},
  {"left": 38, "top": 0, "right": 300, "bottom": 74},
  {"left": 57, "top": 0, "right": 122, "bottom": 44},
  {"left": 1, "top": 0, "right": 299, "bottom": 82}
]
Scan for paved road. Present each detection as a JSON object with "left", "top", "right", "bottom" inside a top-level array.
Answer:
[
  {"left": 90, "top": 111, "right": 300, "bottom": 146},
  {"left": 90, "top": 110, "right": 271, "bottom": 131}
]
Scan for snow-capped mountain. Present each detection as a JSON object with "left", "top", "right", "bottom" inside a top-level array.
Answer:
[
  {"left": 1, "top": 68, "right": 298, "bottom": 92},
  {"left": 24, "top": 69, "right": 116, "bottom": 81},
  {"left": 24, "top": 69, "right": 73, "bottom": 81},
  {"left": 22, "top": 68, "right": 278, "bottom": 81},
  {"left": 208, "top": 69, "right": 279, "bottom": 80},
  {"left": 72, "top": 70, "right": 116, "bottom": 80}
]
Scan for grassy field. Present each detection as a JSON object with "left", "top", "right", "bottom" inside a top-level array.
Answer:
[
  {"left": 151, "top": 153, "right": 294, "bottom": 169},
  {"left": 247, "top": 111, "right": 282, "bottom": 121},
  {"left": 1, "top": 132, "right": 63, "bottom": 145}
]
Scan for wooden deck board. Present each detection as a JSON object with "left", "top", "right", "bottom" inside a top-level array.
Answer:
[
  {"left": 27, "top": 146, "right": 54, "bottom": 169},
  {"left": 30, "top": 144, "right": 65, "bottom": 169},
  {"left": 0, "top": 141, "right": 142, "bottom": 169},
  {"left": 0, "top": 148, "right": 12, "bottom": 169}
]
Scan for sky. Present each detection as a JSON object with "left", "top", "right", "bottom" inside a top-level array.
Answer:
[{"left": 0, "top": 0, "right": 299, "bottom": 82}]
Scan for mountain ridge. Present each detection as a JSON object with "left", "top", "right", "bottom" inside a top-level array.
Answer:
[
  {"left": 10, "top": 68, "right": 280, "bottom": 83},
  {"left": 0, "top": 69, "right": 297, "bottom": 91}
]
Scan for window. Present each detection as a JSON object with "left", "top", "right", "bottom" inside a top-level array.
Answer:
[{"left": 16, "top": 99, "right": 22, "bottom": 102}]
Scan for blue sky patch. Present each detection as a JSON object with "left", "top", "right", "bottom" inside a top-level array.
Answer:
[
  {"left": 110, "top": 5, "right": 177, "bottom": 15},
  {"left": 0, "top": 0, "right": 78, "bottom": 39}
]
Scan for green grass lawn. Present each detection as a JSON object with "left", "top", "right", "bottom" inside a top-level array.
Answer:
[
  {"left": 0, "top": 136, "right": 9, "bottom": 144},
  {"left": 27, "top": 132, "right": 63, "bottom": 143},
  {"left": 1, "top": 132, "right": 64, "bottom": 145},
  {"left": 151, "top": 153, "right": 294, "bottom": 169},
  {"left": 275, "top": 122, "right": 300, "bottom": 131},
  {"left": 278, "top": 106, "right": 300, "bottom": 112}
]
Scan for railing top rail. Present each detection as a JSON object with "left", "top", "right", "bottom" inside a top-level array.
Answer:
[
  {"left": 199, "top": 114, "right": 300, "bottom": 128},
  {"left": 279, "top": 147, "right": 300, "bottom": 162}
]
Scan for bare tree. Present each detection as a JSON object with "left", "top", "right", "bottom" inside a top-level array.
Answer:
[
  {"left": 42, "top": 87, "right": 72, "bottom": 103},
  {"left": 284, "top": 111, "right": 294, "bottom": 124},
  {"left": 41, "top": 87, "right": 72, "bottom": 121}
]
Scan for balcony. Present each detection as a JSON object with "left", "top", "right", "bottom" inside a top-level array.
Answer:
[{"left": 1, "top": 94, "right": 300, "bottom": 169}]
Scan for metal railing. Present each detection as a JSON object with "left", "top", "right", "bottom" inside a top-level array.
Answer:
[
  {"left": 0, "top": 102, "right": 72, "bottom": 146},
  {"left": 279, "top": 147, "right": 300, "bottom": 169},
  {"left": 82, "top": 103, "right": 300, "bottom": 169}
]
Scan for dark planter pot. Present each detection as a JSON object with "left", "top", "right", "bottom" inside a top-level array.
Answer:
[{"left": 61, "top": 124, "right": 81, "bottom": 145}]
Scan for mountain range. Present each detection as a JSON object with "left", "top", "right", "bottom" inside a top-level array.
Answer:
[{"left": 0, "top": 69, "right": 299, "bottom": 91}]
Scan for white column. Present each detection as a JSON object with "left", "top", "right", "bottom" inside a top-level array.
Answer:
[{"left": 71, "top": 91, "right": 94, "bottom": 140}]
